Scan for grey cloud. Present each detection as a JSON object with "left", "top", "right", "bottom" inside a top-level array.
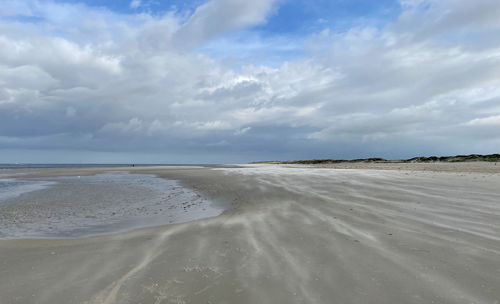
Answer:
[
  {"left": 173, "top": 0, "right": 280, "bottom": 50},
  {"left": 0, "top": 0, "right": 499, "bottom": 162},
  {"left": 397, "top": 0, "right": 500, "bottom": 43}
]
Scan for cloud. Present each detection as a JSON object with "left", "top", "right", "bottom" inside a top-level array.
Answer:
[
  {"left": 173, "top": 0, "right": 280, "bottom": 50},
  {"left": 234, "top": 127, "right": 251, "bottom": 135},
  {"left": 0, "top": 0, "right": 499, "bottom": 162},
  {"left": 99, "top": 118, "right": 144, "bottom": 135},
  {"left": 130, "top": 0, "right": 141, "bottom": 9},
  {"left": 467, "top": 115, "right": 500, "bottom": 126}
]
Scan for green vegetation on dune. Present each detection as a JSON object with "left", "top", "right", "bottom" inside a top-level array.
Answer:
[
  {"left": 405, "top": 154, "right": 500, "bottom": 163},
  {"left": 252, "top": 154, "right": 500, "bottom": 164},
  {"left": 251, "top": 158, "right": 387, "bottom": 164}
]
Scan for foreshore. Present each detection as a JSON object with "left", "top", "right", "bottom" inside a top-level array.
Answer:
[
  {"left": 1, "top": 163, "right": 500, "bottom": 303},
  {"left": 258, "top": 160, "right": 500, "bottom": 173}
]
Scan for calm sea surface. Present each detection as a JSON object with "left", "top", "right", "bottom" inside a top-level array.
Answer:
[{"left": 0, "top": 164, "right": 211, "bottom": 170}]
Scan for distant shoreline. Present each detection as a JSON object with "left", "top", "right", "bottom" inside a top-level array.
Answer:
[{"left": 252, "top": 153, "right": 500, "bottom": 164}]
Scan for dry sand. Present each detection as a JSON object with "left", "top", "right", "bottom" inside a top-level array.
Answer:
[
  {"left": 278, "top": 160, "right": 500, "bottom": 173},
  {"left": 1, "top": 163, "right": 500, "bottom": 303}
]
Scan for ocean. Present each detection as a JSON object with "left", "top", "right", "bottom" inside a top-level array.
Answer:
[{"left": 0, "top": 164, "right": 174, "bottom": 170}]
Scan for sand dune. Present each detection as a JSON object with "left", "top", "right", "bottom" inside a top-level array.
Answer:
[{"left": 1, "top": 164, "right": 499, "bottom": 303}]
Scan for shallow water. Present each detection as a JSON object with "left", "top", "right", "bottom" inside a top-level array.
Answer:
[
  {"left": 0, "top": 172, "right": 222, "bottom": 239},
  {"left": 0, "top": 178, "right": 55, "bottom": 202}
]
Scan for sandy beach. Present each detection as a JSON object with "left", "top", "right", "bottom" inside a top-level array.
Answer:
[{"left": 1, "top": 163, "right": 500, "bottom": 304}]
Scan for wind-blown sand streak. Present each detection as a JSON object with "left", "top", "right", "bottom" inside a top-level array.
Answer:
[{"left": 0, "top": 164, "right": 499, "bottom": 303}]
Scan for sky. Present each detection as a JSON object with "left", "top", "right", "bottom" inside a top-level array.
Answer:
[{"left": 0, "top": 0, "right": 499, "bottom": 163}]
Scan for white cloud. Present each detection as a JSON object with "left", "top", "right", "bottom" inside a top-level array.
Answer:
[
  {"left": 130, "top": 0, "right": 141, "bottom": 9},
  {"left": 173, "top": 0, "right": 280, "bottom": 50},
  {"left": 234, "top": 127, "right": 251, "bottom": 135},
  {"left": 467, "top": 115, "right": 500, "bottom": 126},
  {"left": 196, "top": 120, "right": 232, "bottom": 131}
]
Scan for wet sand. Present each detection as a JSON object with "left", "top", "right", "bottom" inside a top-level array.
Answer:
[
  {"left": 1, "top": 163, "right": 500, "bottom": 303},
  {"left": 0, "top": 172, "right": 221, "bottom": 239}
]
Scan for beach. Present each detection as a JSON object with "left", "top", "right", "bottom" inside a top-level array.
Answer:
[{"left": 1, "top": 163, "right": 500, "bottom": 303}]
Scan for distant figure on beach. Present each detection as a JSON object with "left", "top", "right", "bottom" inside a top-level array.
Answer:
[{"left": 132, "top": 164, "right": 135, "bottom": 167}]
